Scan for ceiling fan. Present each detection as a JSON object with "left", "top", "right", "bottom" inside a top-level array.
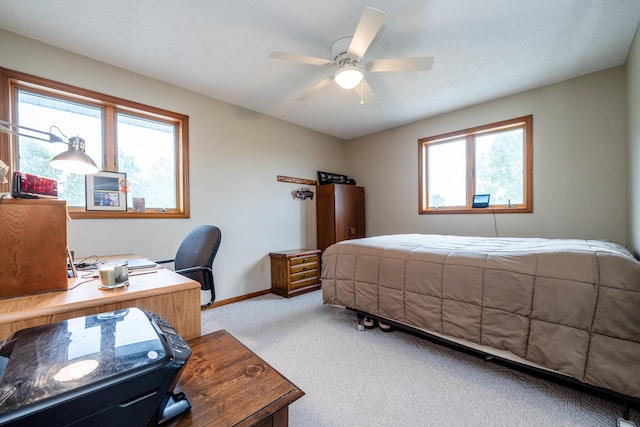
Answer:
[{"left": 269, "top": 7, "right": 434, "bottom": 103}]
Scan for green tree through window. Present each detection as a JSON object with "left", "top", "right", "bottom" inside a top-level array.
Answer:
[{"left": 475, "top": 128, "right": 524, "bottom": 206}]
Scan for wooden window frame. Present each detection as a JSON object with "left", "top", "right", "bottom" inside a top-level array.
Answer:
[
  {"left": 0, "top": 67, "right": 190, "bottom": 219},
  {"left": 418, "top": 115, "right": 533, "bottom": 214}
]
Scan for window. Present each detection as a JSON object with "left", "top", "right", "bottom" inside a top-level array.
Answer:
[
  {"left": 0, "top": 68, "right": 190, "bottom": 218},
  {"left": 418, "top": 115, "right": 532, "bottom": 214}
]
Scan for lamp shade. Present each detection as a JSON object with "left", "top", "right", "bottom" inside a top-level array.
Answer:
[
  {"left": 49, "top": 136, "right": 99, "bottom": 175},
  {"left": 334, "top": 67, "right": 364, "bottom": 89}
]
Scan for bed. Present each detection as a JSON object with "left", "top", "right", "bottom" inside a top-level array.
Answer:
[{"left": 321, "top": 234, "right": 640, "bottom": 400}]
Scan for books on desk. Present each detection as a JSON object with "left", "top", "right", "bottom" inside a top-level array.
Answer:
[
  {"left": 127, "top": 258, "right": 158, "bottom": 270},
  {"left": 88, "top": 258, "right": 159, "bottom": 278}
]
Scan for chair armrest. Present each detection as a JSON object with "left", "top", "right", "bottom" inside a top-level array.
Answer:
[
  {"left": 175, "top": 266, "right": 214, "bottom": 291},
  {"left": 175, "top": 266, "right": 213, "bottom": 275}
]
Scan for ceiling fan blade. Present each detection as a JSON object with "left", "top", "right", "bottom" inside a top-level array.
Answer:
[
  {"left": 269, "top": 51, "right": 333, "bottom": 66},
  {"left": 295, "top": 77, "right": 333, "bottom": 101},
  {"left": 354, "top": 78, "right": 376, "bottom": 104},
  {"left": 348, "top": 7, "right": 386, "bottom": 58},
  {"left": 369, "top": 57, "right": 435, "bottom": 72}
]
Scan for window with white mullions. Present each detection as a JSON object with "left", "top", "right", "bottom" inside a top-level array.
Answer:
[
  {"left": 418, "top": 115, "right": 532, "bottom": 214},
  {"left": 1, "top": 67, "right": 190, "bottom": 219}
]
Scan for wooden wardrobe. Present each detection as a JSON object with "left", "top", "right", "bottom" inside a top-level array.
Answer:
[{"left": 316, "top": 183, "right": 365, "bottom": 253}]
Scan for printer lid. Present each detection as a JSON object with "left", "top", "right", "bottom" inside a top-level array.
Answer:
[{"left": 0, "top": 308, "right": 169, "bottom": 414}]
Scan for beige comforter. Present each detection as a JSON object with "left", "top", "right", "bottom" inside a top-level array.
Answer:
[{"left": 321, "top": 234, "right": 640, "bottom": 399}]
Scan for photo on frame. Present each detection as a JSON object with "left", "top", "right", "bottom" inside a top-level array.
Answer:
[{"left": 85, "top": 171, "right": 127, "bottom": 211}]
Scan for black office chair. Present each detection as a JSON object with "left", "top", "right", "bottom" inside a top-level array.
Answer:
[{"left": 156, "top": 225, "right": 221, "bottom": 309}]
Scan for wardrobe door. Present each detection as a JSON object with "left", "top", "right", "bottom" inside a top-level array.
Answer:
[{"left": 316, "top": 184, "right": 365, "bottom": 252}]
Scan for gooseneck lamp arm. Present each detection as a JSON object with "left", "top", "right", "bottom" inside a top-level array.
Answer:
[{"left": 0, "top": 119, "right": 99, "bottom": 174}]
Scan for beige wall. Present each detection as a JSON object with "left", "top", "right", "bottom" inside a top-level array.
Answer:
[
  {"left": 628, "top": 23, "right": 640, "bottom": 255},
  {"left": 1, "top": 26, "right": 635, "bottom": 303},
  {"left": 347, "top": 67, "right": 628, "bottom": 244},
  {"left": 0, "top": 29, "right": 347, "bottom": 302}
]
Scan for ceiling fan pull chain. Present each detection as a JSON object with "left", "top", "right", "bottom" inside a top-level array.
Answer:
[{"left": 360, "top": 79, "right": 364, "bottom": 105}]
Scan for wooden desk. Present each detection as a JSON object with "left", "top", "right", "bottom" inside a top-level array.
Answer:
[
  {"left": 0, "top": 256, "right": 201, "bottom": 341},
  {"left": 168, "top": 330, "right": 304, "bottom": 427}
]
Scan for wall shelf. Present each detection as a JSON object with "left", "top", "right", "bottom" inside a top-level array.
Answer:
[{"left": 277, "top": 175, "right": 317, "bottom": 186}]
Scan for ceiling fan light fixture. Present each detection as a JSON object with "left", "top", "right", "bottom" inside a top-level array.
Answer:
[{"left": 334, "top": 67, "right": 363, "bottom": 89}]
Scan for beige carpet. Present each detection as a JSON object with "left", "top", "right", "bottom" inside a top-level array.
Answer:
[{"left": 201, "top": 290, "right": 638, "bottom": 427}]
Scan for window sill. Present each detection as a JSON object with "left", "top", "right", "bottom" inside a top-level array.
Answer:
[
  {"left": 68, "top": 209, "right": 189, "bottom": 219},
  {"left": 420, "top": 206, "right": 532, "bottom": 214}
]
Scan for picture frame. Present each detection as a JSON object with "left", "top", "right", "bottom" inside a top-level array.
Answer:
[
  {"left": 132, "top": 197, "right": 146, "bottom": 212},
  {"left": 85, "top": 171, "right": 127, "bottom": 211}
]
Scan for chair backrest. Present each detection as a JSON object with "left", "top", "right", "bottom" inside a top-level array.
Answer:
[{"left": 174, "top": 225, "right": 222, "bottom": 290}]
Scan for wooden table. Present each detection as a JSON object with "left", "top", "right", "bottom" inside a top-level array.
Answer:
[
  {"left": 168, "top": 330, "right": 305, "bottom": 427},
  {"left": 0, "top": 255, "right": 201, "bottom": 341}
]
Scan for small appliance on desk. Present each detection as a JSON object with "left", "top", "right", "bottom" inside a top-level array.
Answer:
[{"left": 0, "top": 308, "right": 191, "bottom": 426}]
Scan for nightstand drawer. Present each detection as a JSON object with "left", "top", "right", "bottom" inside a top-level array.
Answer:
[
  {"left": 291, "top": 276, "right": 321, "bottom": 290},
  {"left": 290, "top": 261, "right": 318, "bottom": 275},
  {"left": 290, "top": 255, "right": 318, "bottom": 266},
  {"left": 291, "top": 268, "right": 318, "bottom": 282}
]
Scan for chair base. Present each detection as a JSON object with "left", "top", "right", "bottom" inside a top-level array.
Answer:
[{"left": 201, "top": 288, "right": 215, "bottom": 309}]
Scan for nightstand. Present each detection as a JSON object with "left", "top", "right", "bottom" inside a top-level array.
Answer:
[{"left": 269, "top": 249, "right": 321, "bottom": 298}]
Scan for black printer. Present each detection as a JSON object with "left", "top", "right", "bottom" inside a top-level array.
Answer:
[{"left": 0, "top": 307, "right": 191, "bottom": 426}]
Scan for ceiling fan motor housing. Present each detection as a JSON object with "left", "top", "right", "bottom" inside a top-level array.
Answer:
[{"left": 331, "top": 37, "right": 360, "bottom": 68}]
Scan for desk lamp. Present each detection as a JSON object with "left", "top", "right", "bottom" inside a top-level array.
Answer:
[{"left": 0, "top": 119, "right": 99, "bottom": 175}]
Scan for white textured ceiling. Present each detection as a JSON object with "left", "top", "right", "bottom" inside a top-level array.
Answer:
[{"left": 0, "top": 0, "right": 639, "bottom": 140}]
